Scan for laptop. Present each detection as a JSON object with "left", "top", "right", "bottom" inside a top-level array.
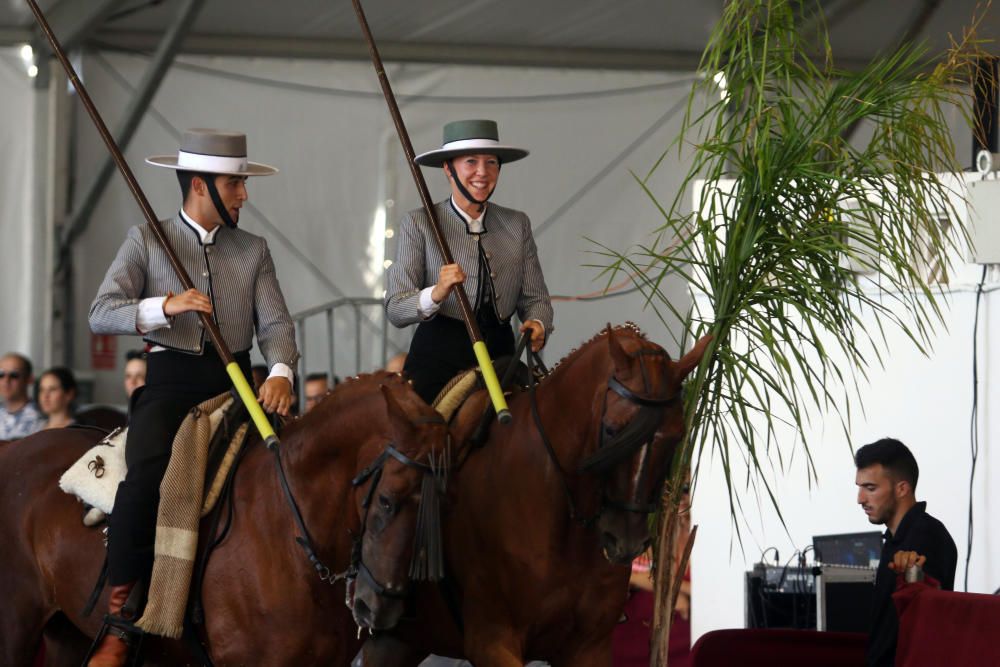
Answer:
[{"left": 812, "top": 531, "right": 882, "bottom": 568}]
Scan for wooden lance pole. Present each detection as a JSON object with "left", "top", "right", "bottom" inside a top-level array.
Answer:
[
  {"left": 350, "top": 0, "right": 512, "bottom": 424},
  {"left": 26, "top": 0, "right": 281, "bottom": 448}
]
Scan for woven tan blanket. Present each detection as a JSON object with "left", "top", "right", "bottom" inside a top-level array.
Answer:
[
  {"left": 432, "top": 369, "right": 480, "bottom": 421},
  {"left": 136, "top": 392, "right": 247, "bottom": 638}
]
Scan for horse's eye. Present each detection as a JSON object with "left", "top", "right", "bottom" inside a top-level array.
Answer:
[
  {"left": 378, "top": 494, "right": 394, "bottom": 514},
  {"left": 604, "top": 425, "right": 618, "bottom": 437}
]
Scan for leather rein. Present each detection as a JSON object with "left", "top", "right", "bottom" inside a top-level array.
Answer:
[
  {"left": 266, "top": 413, "right": 448, "bottom": 606},
  {"left": 526, "top": 342, "right": 679, "bottom": 525}
]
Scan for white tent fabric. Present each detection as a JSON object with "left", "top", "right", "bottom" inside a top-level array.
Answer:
[
  {"left": 0, "top": 48, "right": 42, "bottom": 362},
  {"left": 69, "top": 52, "right": 700, "bottom": 400}
]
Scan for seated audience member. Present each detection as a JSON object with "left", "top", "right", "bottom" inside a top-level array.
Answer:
[
  {"left": 304, "top": 372, "right": 330, "bottom": 413},
  {"left": 855, "top": 437, "right": 957, "bottom": 667},
  {"left": 0, "top": 352, "right": 43, "bottom": 439},
  {"left": 123, "top": 349, "right": 147, "bottom": 400},
  {"left": 38, "top": 366, "right": 78, "bottom": 430}
]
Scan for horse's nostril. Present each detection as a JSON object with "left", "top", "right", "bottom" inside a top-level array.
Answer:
[
  {"left": 602, "top": 531, "right": 618, "bottom": 547},
  {"left": 353, "top": 598, "right": 372, "bottom": 623}
]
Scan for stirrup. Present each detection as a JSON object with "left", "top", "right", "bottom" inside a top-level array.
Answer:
[{"left": 81, "top": 614, "right": 146, "bottom": 667}]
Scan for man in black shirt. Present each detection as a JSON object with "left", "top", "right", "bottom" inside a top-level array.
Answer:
[{"left": 855, "top": 438, "right": 957, "bottom": 667}]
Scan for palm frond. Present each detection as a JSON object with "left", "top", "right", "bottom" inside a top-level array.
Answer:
[{"left": 603, "top": 8, "right": 991, "bottom": 644}]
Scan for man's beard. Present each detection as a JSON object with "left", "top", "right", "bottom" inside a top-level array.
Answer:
[{"left": 868, "top": 500, "right": 895, "bottom": 525}]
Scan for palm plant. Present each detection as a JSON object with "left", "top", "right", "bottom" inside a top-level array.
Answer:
[{"left": 596, "top": 1, "right": 989, "bottom": 663}]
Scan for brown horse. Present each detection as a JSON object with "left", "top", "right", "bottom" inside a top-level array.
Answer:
[
  {"left": 0, "top": 372, "right": 449, "bottom": 666},
  {"left": 357, "top": 325, "right": 710, "bottom": 666}
]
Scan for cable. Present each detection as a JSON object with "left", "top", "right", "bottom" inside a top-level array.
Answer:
[
  {"left": 551, "top": 284, "right": 642, "bottom": 302},
  {"left": 776, "top": 551, "right": 799, "bottom": 593},
  {"left": 98, "top": 49, "right": 698, "bottom": 104},
  {"left": 760, "top": 546, "right": 780, "bottom": 565},
  {"left": 533, "top": 93, "right": 689, "bottom": 238},
  {"left": 106, "top": 0, "right": 165, "bottom": 23},
  {"left": 550, "top": 263, "right": 662, "bottom": 302},
  {"left": 800, "top": 544, "right": 815, "bottom": 566},
  {"left": 965, "top": 263, "right": 987, "bottom": 592}
]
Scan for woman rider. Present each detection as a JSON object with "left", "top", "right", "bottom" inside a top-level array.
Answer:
[{"left": 384, "top": 119, "right": 553, "bottom": 404}]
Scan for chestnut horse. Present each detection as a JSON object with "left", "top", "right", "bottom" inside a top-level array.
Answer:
[
  {"left": 0, "top": 372, "right": 449, "bottom": 666},
  {"left": 357, "top": 325, "right": 710, "bottom": 666}
]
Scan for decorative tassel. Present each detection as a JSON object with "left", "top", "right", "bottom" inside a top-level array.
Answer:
[{"left": 409, "top": 469, "right": 444, "bottom": 581}]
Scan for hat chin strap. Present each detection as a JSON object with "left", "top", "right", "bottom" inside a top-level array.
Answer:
[
  {"left": 447, "top": 159, "right": 499, "bottom": 214},
  {"left": 202, "top": 174, "right": 237, "bottom": 229}
]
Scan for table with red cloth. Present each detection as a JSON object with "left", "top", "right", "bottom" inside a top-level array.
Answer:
[{"left": 893, "top": 577, "right": 1000, "bottom": 667}]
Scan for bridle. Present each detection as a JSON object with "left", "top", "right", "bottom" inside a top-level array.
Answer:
[
  {"left": 349, "top": 424, "right": 449, "bottom": 603},
  {"left": 267, "top": 412, "right": 447, "bottom": 609},
  {"left": 527, "top": 341, "right": 680, "bottom": 525}
]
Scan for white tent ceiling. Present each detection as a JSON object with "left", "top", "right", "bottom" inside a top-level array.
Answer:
[{"left": 0, "top": 0, "right": 996, "bottom": 70}]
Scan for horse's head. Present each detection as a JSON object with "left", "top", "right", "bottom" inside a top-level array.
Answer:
[
  {"left": 350, "top": 381, "right": 449, "bottom": 632},
  {"left": 583, "top": 327, "right": 710, "bottom": 564}
]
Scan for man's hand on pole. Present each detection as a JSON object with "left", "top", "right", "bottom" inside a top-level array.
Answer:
[
  {"left": 258, "top": 376, "right": 292, "bottom": 417},
  {"left": 163, "top": 289, "right": 213, "bottom": 316}
]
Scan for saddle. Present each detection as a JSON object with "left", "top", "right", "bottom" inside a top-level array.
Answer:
[{"left": 59, "top": 392, "right": 252, "bottom": 524}]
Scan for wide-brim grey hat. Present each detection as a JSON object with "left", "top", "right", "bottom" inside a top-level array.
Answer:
[
  {"left": 146, "top": 128, "right": 278, "bottom": 176},
  {"left": 414, "top": 119, "right": 528, "bottom": 167}
]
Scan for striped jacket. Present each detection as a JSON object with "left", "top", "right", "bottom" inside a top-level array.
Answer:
[
  {"left": 89, "top": 215, "right": 298, "bottom": 368},
  {"left": 385, "top": 200, "right": 553, "bottom": 332}
]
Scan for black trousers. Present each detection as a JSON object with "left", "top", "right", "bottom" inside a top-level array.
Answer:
[
  {"left": 403, "top": 314, "right": 515, "bottom": 405},
  {"left": 107, "top": 345, "right": 250, "bottom": 586}
]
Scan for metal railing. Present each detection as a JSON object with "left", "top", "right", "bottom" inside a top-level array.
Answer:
[{"left": 291, "top": 297, "right": 389, "bottom": 411}]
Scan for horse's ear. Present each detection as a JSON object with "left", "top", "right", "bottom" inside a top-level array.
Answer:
[
  {"left": 607, "top": 326, "right": 631, "bottom": 376},
  {"left": 381, "top": 384, "right": 416, "bottom": 442},
  {"left": 676, "top": 334, "right": 713, "bottom": 381}
]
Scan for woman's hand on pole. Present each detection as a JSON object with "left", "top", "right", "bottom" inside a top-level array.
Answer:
[{"left": 431, "top": 264, "right": 466, "bottom": 304}]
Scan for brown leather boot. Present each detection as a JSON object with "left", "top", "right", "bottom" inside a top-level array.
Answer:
[{"left": 87, "top": 582, "right": 136, "bottom": 667}]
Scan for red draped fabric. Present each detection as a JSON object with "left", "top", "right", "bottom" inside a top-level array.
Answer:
[
  {"left": 690, "top": 628, "right": 866, "bottom": 666},
  {"left": 611, "top": 589, "right": 693, "bottom": 667},
  {"left": 894, "top": 578, "right": 1000, "bottom": 667}
]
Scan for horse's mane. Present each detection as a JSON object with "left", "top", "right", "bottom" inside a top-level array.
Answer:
[{"left": 540, "top": 322, "right": 649, "bottom": 379}]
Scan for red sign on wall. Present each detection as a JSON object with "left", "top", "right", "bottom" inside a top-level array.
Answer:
[{"left": 91, "top": 334, "right": 117, "bottom": 370}]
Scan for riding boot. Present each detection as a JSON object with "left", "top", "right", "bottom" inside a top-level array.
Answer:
[{"left": 87, "top": 582, "right": 136, "bottom": 667}]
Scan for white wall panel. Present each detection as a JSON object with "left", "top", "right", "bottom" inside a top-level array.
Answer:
[{"left": 690, "top": 272, "right": 1000, "bottom": 641}]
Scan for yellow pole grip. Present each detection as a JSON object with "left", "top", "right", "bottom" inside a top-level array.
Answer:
[
  {"left": 473, "top": 341, "right": 512, "bottom": 424},
  {"left": 226, "top": 362, "right": 278, "bottom": 445}
]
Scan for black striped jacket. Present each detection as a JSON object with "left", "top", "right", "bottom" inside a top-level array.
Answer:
[
  {"left": 385, "top": 200, "right": 553, "bottom": 332},
  {"left": 89, "top": 215, "right": 298, "bottom": 368}
]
